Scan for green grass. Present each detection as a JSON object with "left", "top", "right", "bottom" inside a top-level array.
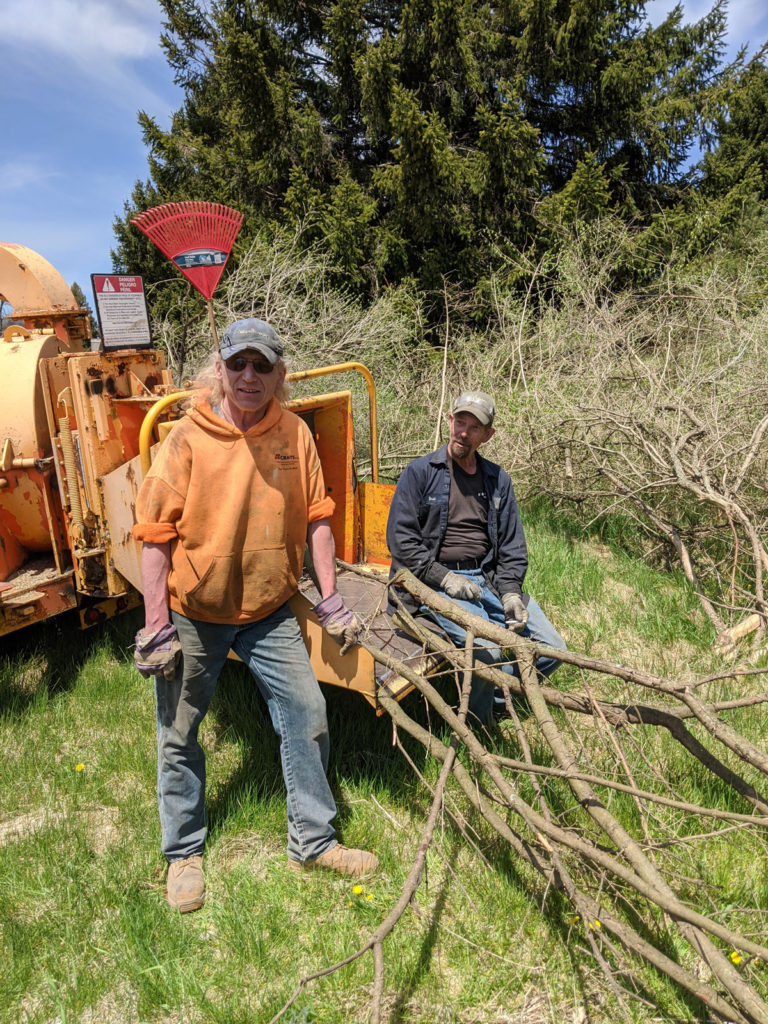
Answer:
[{"left": 1, "top": 505, "right": 767, "bottom": 1024}]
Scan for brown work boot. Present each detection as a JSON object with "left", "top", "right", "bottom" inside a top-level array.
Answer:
[
  {"left": 166, "top": 855, "right": 205, "bottom": 912},
  {"left": 288, "top": 843, "right": 378, "bottom": 878}
]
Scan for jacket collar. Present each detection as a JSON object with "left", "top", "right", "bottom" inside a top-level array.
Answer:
[{"left": 430, "top": 443, "right": 451, "bottom": 467}]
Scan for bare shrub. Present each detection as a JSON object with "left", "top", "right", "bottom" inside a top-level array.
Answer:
[{"left": 481, "top": 224, "right": 768, "bottom": 645}]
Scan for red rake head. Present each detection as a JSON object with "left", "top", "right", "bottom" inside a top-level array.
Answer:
[{"left": 131, "top": 201, "right": 244, "bottom": 300}]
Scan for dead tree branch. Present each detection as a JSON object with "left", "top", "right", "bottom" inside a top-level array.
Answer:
[{"left": 368, "top": 572, "right": 768, "bottom": 1021}]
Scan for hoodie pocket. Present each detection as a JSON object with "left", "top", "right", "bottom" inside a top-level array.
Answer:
[{"left": 180, "top": 547, "right": 295, "bottom": 620}]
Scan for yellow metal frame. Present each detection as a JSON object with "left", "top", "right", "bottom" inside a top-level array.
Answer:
[
  {"left": 139, "top": 391, "right": 195, "bottom": 476},
  {"left": 287, "top": 362, "right": 379, "bottom": 482}
]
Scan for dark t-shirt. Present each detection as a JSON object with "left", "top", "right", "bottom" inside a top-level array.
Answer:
[{"left": 438, "top": 458, "right": 491, "bottom": 563}]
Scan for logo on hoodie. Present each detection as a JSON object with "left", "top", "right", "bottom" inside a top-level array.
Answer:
[{"left": 274, "top": 453, "right": 299, "bottom": 470}]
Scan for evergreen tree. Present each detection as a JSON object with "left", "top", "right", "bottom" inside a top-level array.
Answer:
[
  {"left": 509, "top": 0, "right": 728, "bottom": 205},
  {"left": 112, "top": 0, "right": 730, "bottom": 303},
  {"left": 699, "top": 49, "right": 768, "bottom": 207},
  {"left": 70, "top": 280, "right": 95, "bottom": 324},
  {"left": 623, "top": 48, "right": 768, "bottom": 283}
]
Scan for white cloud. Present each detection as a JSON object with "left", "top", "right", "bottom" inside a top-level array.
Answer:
[
  {"left": 0, "top": 160, "right": 61, "bottom": 193},
  {"left": 0, "top": 0, "right": 180, "bottom": 285},
  {"left": 3, "top": 0, "right": 179, "bottom": 113},
  {"left": 5, "top": 0, "right": 160, "bottom": 59}
]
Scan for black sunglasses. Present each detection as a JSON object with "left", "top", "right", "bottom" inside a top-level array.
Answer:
[{"left": 224, "top": 354, "right": 275, "bottom": 374}]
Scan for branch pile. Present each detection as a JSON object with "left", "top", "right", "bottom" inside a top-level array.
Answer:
[{"left": 275, "top": 569, "right": 768, "bottom": 1024}]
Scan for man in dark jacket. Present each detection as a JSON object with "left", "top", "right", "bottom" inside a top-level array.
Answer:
[{"left": 386, "top": 390, "right": 565, "bottom": 723}]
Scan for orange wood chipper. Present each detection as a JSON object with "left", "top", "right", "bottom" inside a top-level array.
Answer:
[{"left": 0, "top": 241, "right": 427, "bottom": 709}]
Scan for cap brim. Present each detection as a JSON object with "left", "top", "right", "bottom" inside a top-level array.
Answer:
[
  {"left": 452, "top": 404, "right": 491, "bottom": 425},
  {"left": 221, "top": 341, "right": 280, "bottom": 364}
]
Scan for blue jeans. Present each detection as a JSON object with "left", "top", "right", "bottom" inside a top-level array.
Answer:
[
  {"left": 424, "top": 569, "right": 566, "bottom": 723},
  {"left": 157, "top": 604, "right": 337, "bottom": 863}
]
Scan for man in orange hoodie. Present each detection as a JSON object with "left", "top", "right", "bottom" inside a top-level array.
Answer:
[{"left": 133, "top": 318, "right": 378, "bottom": 913}]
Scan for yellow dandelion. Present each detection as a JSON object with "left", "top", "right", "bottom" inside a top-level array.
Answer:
[
  {"left": 75, "top": 763, "right": 85, "bottom": 772},
  {"left": 588, "top": 920, "right": 601, "bottom": 931},
  {"left": 366, "top": 893, "right": 374, "bottom": 901},
  {"left": 352, "top": 884, "right": 363, "bottom": 895},
  {"left": 570, "top": 916, "right": 580, "bottom": 925},
  {"left": 730, "top": 951, "right": 743, "bottom": 965}
]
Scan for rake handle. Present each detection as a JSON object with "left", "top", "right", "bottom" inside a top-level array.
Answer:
[{"left": 206, "top": 299, "right": 219, "bottom": 349}]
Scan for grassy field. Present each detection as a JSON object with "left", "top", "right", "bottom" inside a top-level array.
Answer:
[{"left": 1, "top": 507, "right": 767, "bottom": 1024}]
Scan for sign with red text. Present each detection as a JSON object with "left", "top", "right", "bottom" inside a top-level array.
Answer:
[{"left": 91, "top": 274, "right": 152, "bottom": 350}]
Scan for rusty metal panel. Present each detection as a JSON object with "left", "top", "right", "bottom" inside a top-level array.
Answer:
[
  {"left": 0, "top": 467, "right": 56, "bottom": 553},
  {"left": 0, "top": 243, "right": 78, "bottom": 315},
  {"left": 289, "top": 591, "right": 378, "bottom": 707},
  {"left": 358, "top": 481, "right": 395, "bottom": 566},
  {"left": 99, "top": 448, "right": 154, "bottom": 593},
  {"left": 78, "top": 589, "right": 142, "bottom": 630},
  {"left": 0, "top": 331, "right": 64, "bottom": 581},
  {"left": 0, "top": 556, "right": 76, "bottom": 637},
  {"left": 39, "top": 467, "right": 68, "bottom": 574},
  {"left": 0, "top": 331, "right": 60, "bottom": 458},
  {"left": 44, "top": 352, "right": 167, "bottom": 598},
  {"left": 66, "top": 351, "right": 164, "bottom": 495},
  {"left": 39, "top": 354, "right": 75, "bottom": 441},
  {"left": 0, "top": 522, "right": 26, "bottom": 581},
  {"left": 288, "top": 391, "right": 358, "bottom": 563}
]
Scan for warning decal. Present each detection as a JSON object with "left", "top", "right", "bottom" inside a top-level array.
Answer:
[{"left": 91, "top": 274, "right": 152, "bottom": 350}]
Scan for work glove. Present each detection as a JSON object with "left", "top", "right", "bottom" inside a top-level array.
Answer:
[
  {"left": 134, "top": 622, "right": 182, "bottom": 680},
  {"left": 502, "top": 593, "right": 528, "bottom": 632},
  {"left": 313, "top": 591, "right": 360, "bottom": 656},
  {"left": 440, "top": 571, "right": 482, "bottom": 602}
]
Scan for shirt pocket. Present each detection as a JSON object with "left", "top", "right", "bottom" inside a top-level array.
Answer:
[{"left": 418, "top": 493, "right": 446, "bottom": 522}]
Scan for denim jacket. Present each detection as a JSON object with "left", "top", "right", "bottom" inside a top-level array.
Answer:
[{"left": 386, "top": 443, "right": 528, "bottom": 610}]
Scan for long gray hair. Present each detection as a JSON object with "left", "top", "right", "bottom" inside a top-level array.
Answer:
[{"left": 190, "top": 349, "right": 291, "bottom": 407}]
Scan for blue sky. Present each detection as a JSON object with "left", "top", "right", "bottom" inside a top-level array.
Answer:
[
  {"left": 2, "top": 0, "right": 181, "bottom": 303},
  {"left": 2, "top": 0, "right": 767, "bottom": 311}
]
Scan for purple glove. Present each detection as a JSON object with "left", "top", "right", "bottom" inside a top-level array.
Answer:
[
  {"left": 134, "top": 622, "right": 182, "bottom": 680},
  {"left": 313, "top": 591, "right": 360, "bottom": 655}
]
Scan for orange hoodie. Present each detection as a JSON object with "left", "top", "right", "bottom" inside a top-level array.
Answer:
[{"left": 133, "top": 397, "right": 334, "bottom": 624}]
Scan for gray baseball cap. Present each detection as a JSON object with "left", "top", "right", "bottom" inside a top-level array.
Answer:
[
  {"left": 219, "top": 318, "right": 283, "bottom": 364},
  {"left": 452, "top": 391, "right": 495, "bottom": 426}
]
